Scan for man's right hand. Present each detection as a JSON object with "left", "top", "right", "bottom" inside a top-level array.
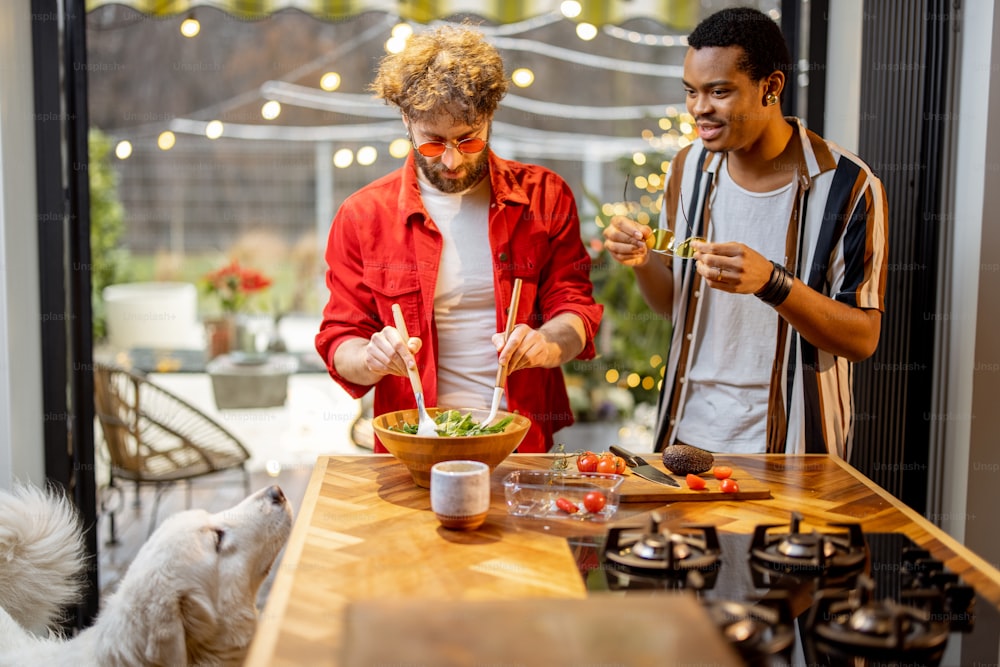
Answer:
[
  {"left": 602, "top": 215, "right": 653, "bottom": 267},
  {"left": 364, "top": 325, "right": 422, "bottom": 379}
]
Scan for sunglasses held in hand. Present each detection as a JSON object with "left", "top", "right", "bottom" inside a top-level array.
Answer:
[{"left": 623, "top": 175, "right": 705, "bottom": 259}]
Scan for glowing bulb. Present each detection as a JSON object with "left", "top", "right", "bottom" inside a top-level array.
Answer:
[
  {"left": 205, "top": 120, "right": 224, "bottom": 139},
  {"left": 320, "top": 72, "right": 341, "bottom": 91},
  {"left": 576, "top": 22, "right": 598, "bottom": 41},
  {"left": 391, "top": 23, "right": 413, "bottom": 39},
  {"left": 385, "top": 36, "right": 407, "bottom": 54},
  {"left": 511, "top": 68, "right": 534, "bottom": 87},
  {"left": 605, "top": 368, "right": 620, "bottom": 383},
  {"left": 333, "top": 148, "right": 354, "bottom": 168},
  {"left": 157, "top": 131, "right": 176, "bottom": 151},
  {"left": 632, "top": 152, "right": 646, "bottom": 166},
  {"left": 560, "top": 1, "right": 582, "bottom": 18},
  {"left": 265, "top": 460, "right": 282, "bottom": 477},
  {"left": 180, "top": 17, "right": 200, "bottom": 38},
  {"left": 356, "top": 146, "right": 377, "bottom": 166},
  {"left": 261, "top": 100, "right": 281, "bottom": 120},
  {"left": 626, "top": 373, "right": 640, "bottom": 388},
  {"left": 114, "top": 140, "right": 132, "bottom": 160},
  {"left": 389, "top": 138, "right": 411, "bottom": 158}
]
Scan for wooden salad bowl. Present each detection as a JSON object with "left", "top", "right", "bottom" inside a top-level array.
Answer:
[{"left": 372, "top": 407, "right": 531, "bottom": 488}]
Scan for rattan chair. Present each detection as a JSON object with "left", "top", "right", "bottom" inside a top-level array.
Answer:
[{"left": 93, "top": 362, "right": 251, "bottom": 543}]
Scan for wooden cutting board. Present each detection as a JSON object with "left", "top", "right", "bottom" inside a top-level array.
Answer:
[
  {"left": 618, "top": 458, "right": 771, "bottom": 502},
  {"left": 500, "top": 455, "right": 770, "bottom": 502},
  {"left": 340, "top": 594, "right": 744, "bottom": 667}
]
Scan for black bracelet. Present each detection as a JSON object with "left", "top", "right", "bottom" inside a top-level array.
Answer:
[{"left": 754, "top": 261, "right": 794, "bottom": 307}]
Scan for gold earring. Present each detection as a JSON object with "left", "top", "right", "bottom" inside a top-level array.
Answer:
[{"left": 766, "top": 93, "right": 779, "bottom": 106}]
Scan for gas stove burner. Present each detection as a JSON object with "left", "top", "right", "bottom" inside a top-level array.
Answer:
[
  {"left": 806, "top": 575, "right": 950, "bottom": 658},
  {"left": 750, "top": 511, "right": 868, "bottom": 578},
  {"left": 703, "top": 592, "right": 796, "bottom": 666},
  {"left": 604, "top": 512, "right": 721, "bottom": 575}
]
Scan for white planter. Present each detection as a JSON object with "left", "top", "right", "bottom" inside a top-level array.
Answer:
[{"left": 102, "top": 282, "right": 202, "bottom": 350}]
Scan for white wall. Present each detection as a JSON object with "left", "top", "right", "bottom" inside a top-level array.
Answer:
[
  {"left": 0, "top": 0, "right": 45, "bottom": 488},
  {"left": 958, "top": 0, "right": 1000, "bottom": 565},
  {"left": 822, "top": 0, "right": 863, "bottom": 151}
]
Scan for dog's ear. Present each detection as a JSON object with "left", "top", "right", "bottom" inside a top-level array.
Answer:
[
  {"left": 180, "top": 589, "right": 220, "bottom": 642},
  {"left": 143, "top": 597, "right": 188, "bottom": 666}
]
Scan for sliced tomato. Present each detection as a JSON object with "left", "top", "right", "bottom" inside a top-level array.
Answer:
[
  {"left": 685, "top": 474, "right": 707, "bottom": 490},
  {"left": 712, "top": 466, "right": 733, "bottom": 480},
  {"left": 720, "top": 478, "right": 740, "bottom": 494},
  {"left": 555, "top": 497, "right": 579, "bottom": 513}
]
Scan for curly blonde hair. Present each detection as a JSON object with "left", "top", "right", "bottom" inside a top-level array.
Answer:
[{"left": 370, "top": 24, "right": 508, "bottom": 125}]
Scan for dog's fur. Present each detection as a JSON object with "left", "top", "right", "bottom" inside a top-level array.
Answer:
[{"left": 0, "top": 484, "right": 293, "bottom": 667}]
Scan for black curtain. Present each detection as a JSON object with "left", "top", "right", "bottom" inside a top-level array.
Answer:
[
  {"left": 32, "top": 0, "right": 99, "bottom": 627},
  {"left": 851, "top": 0, "right": 954, "bottom": 512}
]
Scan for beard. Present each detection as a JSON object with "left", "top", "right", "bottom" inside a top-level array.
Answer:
[{"left": 413, "top": 149, "right": 490, "bottom": 194}]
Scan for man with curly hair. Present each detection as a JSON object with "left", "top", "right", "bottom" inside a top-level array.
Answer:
[
  {"left": 316, "top": 24, "right": 603, "bottom": 453},
  {"left": 603, "top": 7, "right": 888, "bottom": 459}
]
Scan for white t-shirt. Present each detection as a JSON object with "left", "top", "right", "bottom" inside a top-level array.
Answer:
[
  {"left": 675, "top": 162, "right": 794, "bottom": 453},
  {"left": 418, "top": 176, "right": 498, "bottom": 410}
]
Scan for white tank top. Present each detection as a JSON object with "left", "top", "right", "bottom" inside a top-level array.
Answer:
[
  {"left": 675, "top": 162, "right": 794, "bottom": 453},
  {"left": 418, "top": 176, "right": 498, "bottom": 410}
]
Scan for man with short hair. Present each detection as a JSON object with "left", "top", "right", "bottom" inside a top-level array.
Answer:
[
  {"left": 317, "top": 24, "right": 603, "bottom": 453},
  {"left": 603, "top": 7, "right": 888, "bottom": 458}
]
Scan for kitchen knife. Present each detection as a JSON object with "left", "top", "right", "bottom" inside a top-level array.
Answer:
[{"left": 609, "top": 445, "right": 680, "bottom": 488}]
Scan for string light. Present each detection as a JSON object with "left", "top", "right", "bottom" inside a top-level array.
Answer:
[
  {"left": 559, "top": 1, "right": 582, "bottom": 18},
  {"left": 333, "top": 148, "right": 354, "bottom": 168},
  {"left": 180, "top": 14, "right": 200, "bottom": 38},
  {"left": 511, "top": 68, "right": 534, "bottom": 87},
  {"left": 261, "top": 100, "right": 281, "bottom": 120},
  {"left": 319, "top": 72, "right": 341, "bottom": 91},
  {"left": 157, "top": 131, "right": 175, "bottom": 150},
  {"left": 205, "top": 120, "right": 224, "bottom": 139},
  {"left": 388, "top": 138, "right": 411, "bottom": 158},
  {"left": 114, "top": 140, "right": 132, "bottom": 160},
  {"left": 575, "top": 22, "right": 598, "bottom": 41},
  {"left": 356, "top": 146, "right": 378, "bottom": 166}
]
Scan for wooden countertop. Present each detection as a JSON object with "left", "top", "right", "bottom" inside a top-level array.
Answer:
[{"left": 246, "top": 453, "right": 1000, "bottom": 667}]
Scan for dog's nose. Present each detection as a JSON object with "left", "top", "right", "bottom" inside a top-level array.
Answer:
[{"left": 267, "top": 485, "right": 286, "bottom": 505}]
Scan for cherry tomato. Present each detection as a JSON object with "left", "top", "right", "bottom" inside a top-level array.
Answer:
[
  {"left": 582, "top": 491, "right": 607, "bottom": 513},
  {"left": 614, "top": 456, "right": 627, "bottom": 474},
  {"left": 576, "top": 451, "right": 599, "bottom": 473},
  {"left": 712, "top": 466, "right": 733, "bottom": 480},
  {"left": 720, "top": 478, "right": 740, "bottom": 494},
  {"left": 685, "top": 474, "right": 707, "bottom": 490},
  {"left": 555, "top": 497, "right": 579, "bottom": 513},
  {"left": 596, "top": 457, "right": 618, "bottom": 474}
]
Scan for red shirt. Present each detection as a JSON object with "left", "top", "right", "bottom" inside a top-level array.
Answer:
[{"left": 315, "top": 152, "right": 603, "bottom": 452}]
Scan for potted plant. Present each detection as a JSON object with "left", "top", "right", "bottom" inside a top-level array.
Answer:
[{"left": 200, "top": 260, "right": 273, "bottom": 359}]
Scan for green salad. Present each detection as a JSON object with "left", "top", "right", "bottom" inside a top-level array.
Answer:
[{"left": 389, "top": 409, "right": 514, "bottom": 436}]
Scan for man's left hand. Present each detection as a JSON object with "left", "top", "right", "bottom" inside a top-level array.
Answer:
[{"left": 692, "top": 240, "right": 774, "bottom": 294}]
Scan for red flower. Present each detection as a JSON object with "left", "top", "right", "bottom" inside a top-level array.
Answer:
[{"left": 201, "top": 260, "right": 272, "bottom": 314}]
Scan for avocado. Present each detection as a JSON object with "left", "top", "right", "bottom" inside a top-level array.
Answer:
[{"left": 661, "top": 444, "right": 715, "bottom": 475}]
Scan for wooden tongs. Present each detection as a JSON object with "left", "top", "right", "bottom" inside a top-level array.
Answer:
[{"left": 484, "top": 278, "right": 523, "bottom": 426}]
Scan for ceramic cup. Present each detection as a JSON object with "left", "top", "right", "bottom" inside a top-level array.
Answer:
[{"left": 430, "top": 460, "right": 490, "bottom": 530}]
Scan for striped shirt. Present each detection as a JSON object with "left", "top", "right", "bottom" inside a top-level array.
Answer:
[{"left": 653, "top": 118, "right": 889, "bottom": 459}]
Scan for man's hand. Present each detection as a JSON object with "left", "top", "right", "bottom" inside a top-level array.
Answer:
[
  {"left": 491, "top": 314, "right": 587, "bottom": 373},
  {"left": 692, "top": 240, "right": 773, "bottom": 293},
  {"left": 365, "top": 325, "right": 422, "bottom": 378},
  {"left": 602, "top": 215, "right": 653, "bottom": 267}
]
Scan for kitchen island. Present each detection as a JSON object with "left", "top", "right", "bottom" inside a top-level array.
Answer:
[{"left": 246, "top": 453, "right": 1000, "bottom": 666}]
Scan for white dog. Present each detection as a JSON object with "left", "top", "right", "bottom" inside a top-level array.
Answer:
[{"left": 0, "top": 483, "right": 293, "bottom": 666}]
